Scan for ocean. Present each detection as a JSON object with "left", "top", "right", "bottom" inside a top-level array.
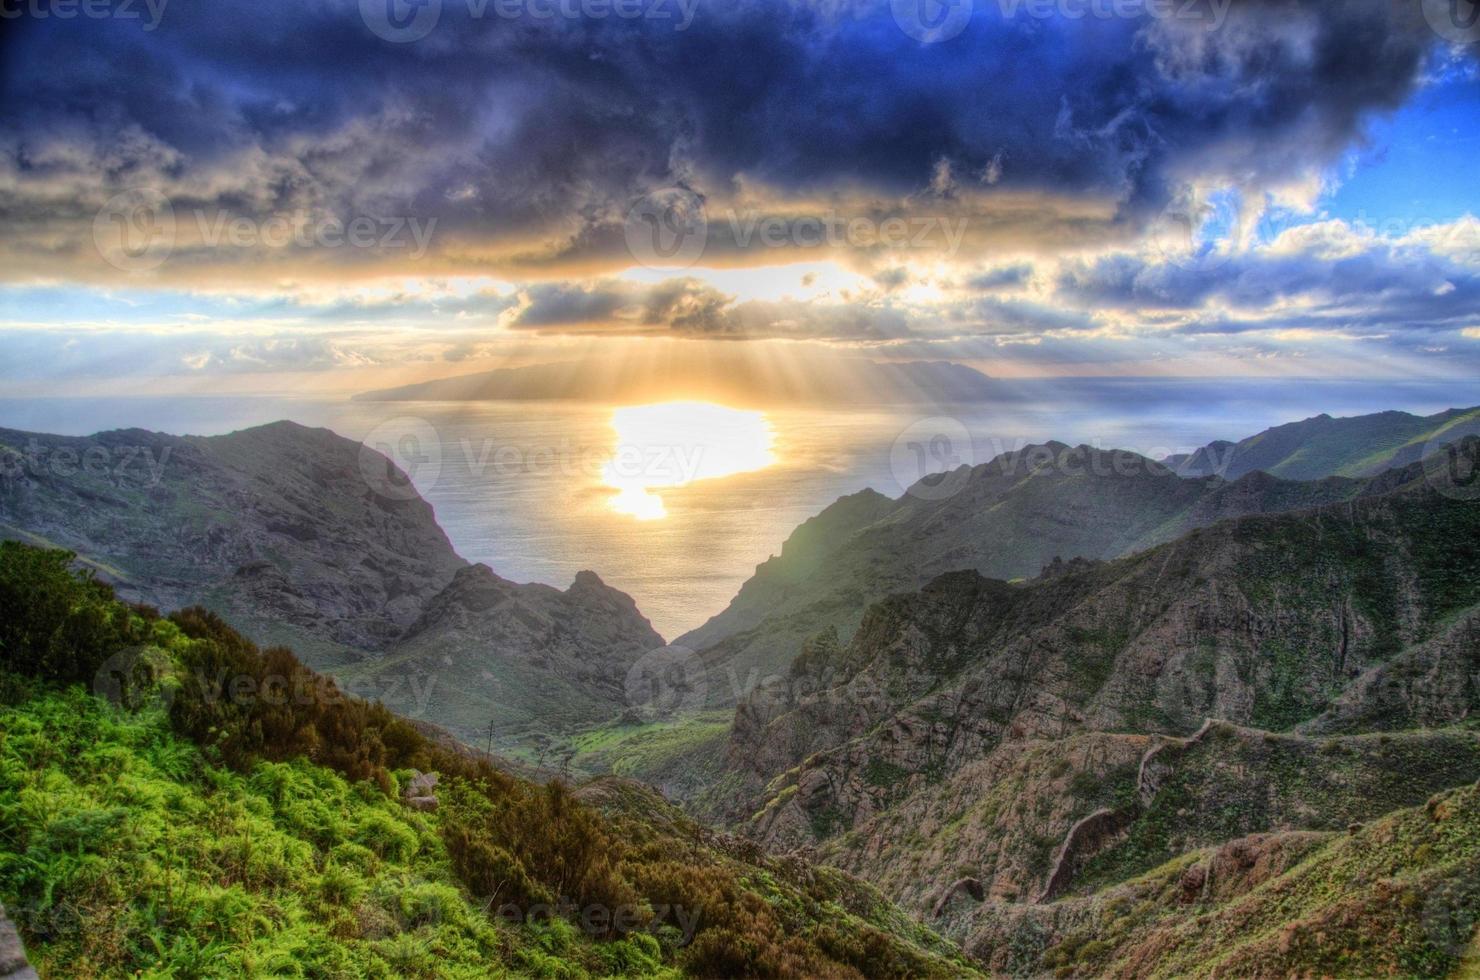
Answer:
[{"left": 2, "top": 377, "right": 1474, "bottom": 639}]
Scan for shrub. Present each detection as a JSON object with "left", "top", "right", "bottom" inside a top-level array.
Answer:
[{"left": 0, "top": 542, "right": 138, "bottom": 682}]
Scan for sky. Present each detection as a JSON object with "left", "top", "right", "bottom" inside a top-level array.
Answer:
[{"left": 1, "top": 0, "right": 1479, "bottom": 400}]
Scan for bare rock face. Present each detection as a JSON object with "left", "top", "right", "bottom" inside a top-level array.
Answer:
[
  {"left": 352, "top": 564, "right": 665, "bottom": 747},
  {"left": 931, "top": 878, "right": 984, "bottom": 919},
  {"left": 0, "top": 904, "right": 37, "bottom": 980},
  {"left": 404, "top": 770, "right": 441, "bottom": 812},
  {"left": 1300, "top": 606, "right": 1480, "bottom": 735},
  {"left": 1037, "top": 808, "right": 1134, "bottom": 904}
]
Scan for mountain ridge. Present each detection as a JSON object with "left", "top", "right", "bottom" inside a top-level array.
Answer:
[
  {"left": 676, "top": 441, "right": 1398, "bottom": 697},
  {"left": 1163, "top": 404, "right": 1480, "bottom": 481},
  {"left": 0, "top": 421, "right": 666, "bottom": 755},
  {"left": 700, "top": 448, "right": 1480, "bottom": 951}
]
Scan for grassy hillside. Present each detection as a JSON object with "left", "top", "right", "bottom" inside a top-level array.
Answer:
[
  {"left": 1167, "top": 406, "right": 1480, "bottom": 481},
  {"left": 0, "top": 542, "right": 976, "bottom": 979},
  {"left": 965, "top": 781, "right": 1480, "bottom": 978}
]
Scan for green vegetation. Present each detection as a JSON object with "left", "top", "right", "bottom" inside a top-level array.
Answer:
[
  {"left": 1021, "top": 782, "right": 1480, "bottom": 978},
  {"left": 0, "top": 542, "right": 978, "bottom": 978},
  {"left": 1076, "top": 725, "right": 1480, "bottom": 896},
  {"left": 0, "top": 688, "right": 587, "bottom": 978},
  {"left": 562, "top": 712, "right": 732, "bottom": 792}
]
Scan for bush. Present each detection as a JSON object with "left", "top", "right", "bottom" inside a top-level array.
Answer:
[
  {"left": 0, "top": 545, "right": 978, "bottom": 978},
  {"left": 0, "top": 542, "right": 138, "bottom": 682}
]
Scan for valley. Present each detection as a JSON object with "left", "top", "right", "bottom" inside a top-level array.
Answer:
[{"left": 2, "top": 405, "right": 1478, "bottom": 976}]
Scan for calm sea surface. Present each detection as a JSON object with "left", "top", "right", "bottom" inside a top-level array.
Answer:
[{"left": 2, "top": 378, "right": 1474, "bottom": 639}]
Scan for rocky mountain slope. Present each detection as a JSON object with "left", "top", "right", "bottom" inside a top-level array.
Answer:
[
  {"left": 961, "top": 780, "right": 1480, "bottom": 977},
  {"left": 0, "top": 421, "right": 464, "bottom": 659},
  {"left": 710, "top": 449, "right": 1480, "bottom": 961},
  {"left": 678, "top": 443, "right": 1407, "bottom": 699},
  {"left": 1163, "top": 404, "right": 1480, "bottom": 481},
  {"left": 337, "top": 564, "right": 664, "bottom": 749},
  {"left": 0, "top": 423, "right": 665, "bottom": 752}
]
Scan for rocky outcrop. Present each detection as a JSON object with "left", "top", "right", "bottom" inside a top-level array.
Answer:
[
  {"left": 1037, "top": 808, "right": 1134, "bottom": 904},
  {"left": 931, "top": 878, "right": 984, "bottom": 919},
  {"left": 1137, "top": 720, "right": 1219, "bottom": 806},
  {"left": 0, "top": 905, "right": 36, "bottom": 980},
  {"left": 351, "top": 564, "right": 664, "bottom": 747},
  {"left": 403, "top": 770, "right": 441, "bottom": 812}
]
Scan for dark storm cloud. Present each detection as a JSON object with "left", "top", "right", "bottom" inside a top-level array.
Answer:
[
  {"left": 0, "top": 0, "right": 1453, "bottom": 280},
  {"left": 969, "top": 265, "right": 1034, "bottom": 291},
  {"left": 504, "top": 276, "right": 908, "bottom": 339},
  {"left": 511, "top": 283, "right": 635, "bottom": 328}
]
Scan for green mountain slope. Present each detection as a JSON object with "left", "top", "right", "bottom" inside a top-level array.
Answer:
[
  {"left": 1163, "top": 405, "right": 1480, "bottom": 481},
  {"left": 678, "top": 445, "right": 1394, "bottom": 699},
  {"left": 0, "top": 424, "right": 669, "bottom": 758},
  {"left": 0, "top": 542, "right": 976, "bottom": 979},
  {"left": 706, "top": 448, "right": 1480, "bottom": 973}
]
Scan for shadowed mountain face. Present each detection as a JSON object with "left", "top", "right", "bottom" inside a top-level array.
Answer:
[
  {"left": 677, "top": 443, "right": 1408, "bottom": 701},
  {"left": 0, "top": 422, "right": 665, "bottom": 750},
  {"left": 1162, "top": 405, "right": 1480, "bottom": 481},
  {"left": 0, "top": 422, "right": 465, "bottom": 657},
  {"left": 338, "top": 564, "right": 665, "bottom": 749},
  {"left": 702, "top": 451, "right": 1480, "bottom": 966}
]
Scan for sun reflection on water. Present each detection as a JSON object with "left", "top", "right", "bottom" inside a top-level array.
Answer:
[{"left": 604, "top": 402, "right": 777, "bottom": 520}]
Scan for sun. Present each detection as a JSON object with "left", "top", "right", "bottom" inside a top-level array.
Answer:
[{"left": 604, "top": 402, "right": 778, "bottom": 520}]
